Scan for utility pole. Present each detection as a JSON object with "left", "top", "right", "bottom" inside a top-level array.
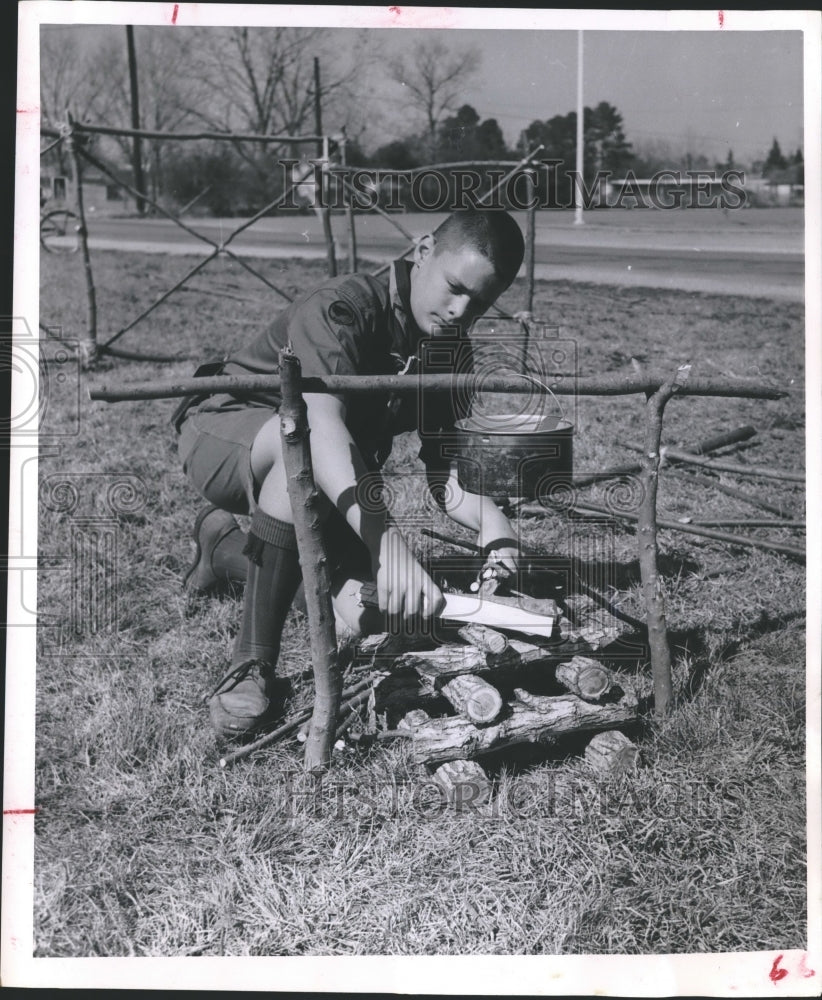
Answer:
[
  {"left": 126, "top": 26, "right": 146, "bottom": 216},
  {"left": 574, "top": 29, "right": 584, "bottom": 225}
]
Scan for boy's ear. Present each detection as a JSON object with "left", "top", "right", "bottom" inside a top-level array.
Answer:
[{"left": 413, "top": 233, "right": 435, "bottom": 266}]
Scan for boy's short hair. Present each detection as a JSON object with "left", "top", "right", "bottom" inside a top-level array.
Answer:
[{"left": 432, "top": 209, "right": 525, "bottom": 287}]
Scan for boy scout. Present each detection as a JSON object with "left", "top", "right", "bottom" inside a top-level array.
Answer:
[{"left": 176, "top": 208, "right": 525, "bottom": 738}]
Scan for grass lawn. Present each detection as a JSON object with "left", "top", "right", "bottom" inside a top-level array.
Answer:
[{"left": 34, "top": 247, "right": 807, "bottom": 956}]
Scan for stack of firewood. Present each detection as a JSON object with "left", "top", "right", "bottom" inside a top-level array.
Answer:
[{"left": 348, "top": 593, "right": 641, "bottom": 804}]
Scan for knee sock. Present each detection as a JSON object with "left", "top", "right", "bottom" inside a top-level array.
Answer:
[{"left": 232, "top": 509, "right": 302, "bottom": 668}]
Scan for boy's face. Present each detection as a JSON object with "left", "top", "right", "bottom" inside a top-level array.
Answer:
[{"left": 409, "top": 235, "right": 508, "bottom": 338}]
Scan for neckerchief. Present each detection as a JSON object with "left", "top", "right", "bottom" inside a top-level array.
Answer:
[{"left": 388, "top": 258, "right": 423, "bottom": 374}]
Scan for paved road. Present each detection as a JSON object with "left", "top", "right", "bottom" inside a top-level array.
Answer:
[{"left": 84, "top": 210, "right": 804, "bottom": 301}]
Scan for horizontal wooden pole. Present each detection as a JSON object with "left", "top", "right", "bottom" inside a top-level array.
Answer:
[
  {"left": 71, "top": 122, "right": 325, "bottom": 144},
  {"left": 89, "top": 371, "right": 787, "bottom": 403},
  {"left": 327, "top": 160, "right": 531, "bottom": 176}
]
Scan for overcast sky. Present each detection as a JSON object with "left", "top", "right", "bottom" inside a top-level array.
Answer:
[
  {"left": 380, "top": 28, "right": 804, "bottom": 163},
  {"left": 45, "top": 22, "right": 805, "bottom": 166}
]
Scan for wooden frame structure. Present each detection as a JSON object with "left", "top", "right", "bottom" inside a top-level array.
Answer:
[
  {"left": 41, "top": 119, "right": 545, "bottom": 369},
  {"left": 89, "top": 359, "right": 791, "bottom": 770}
]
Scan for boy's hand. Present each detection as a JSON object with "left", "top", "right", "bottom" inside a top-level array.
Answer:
[{"left": 374, "top": 525, "right": 444, "bottom": 625}]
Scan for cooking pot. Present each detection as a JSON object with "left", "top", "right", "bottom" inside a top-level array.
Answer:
[{"left": 453, "top": 388, "right": 573, "bottom": 500}]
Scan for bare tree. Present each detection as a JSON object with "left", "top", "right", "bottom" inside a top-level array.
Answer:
[
  {"left": 179, "top": 27, "right": 372, "bottom": 181},
  {"left": 387, "top": 38, "right": 480, "bottom": 151},
  {"left": 40, "top": 27, "right": 124, "bottom": 174}
]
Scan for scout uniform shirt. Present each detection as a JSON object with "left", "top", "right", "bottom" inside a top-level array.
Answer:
[{"left": 202, "top": 259, "right": 475, "bottom": 476}]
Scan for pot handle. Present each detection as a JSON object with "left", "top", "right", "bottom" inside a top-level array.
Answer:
[{"left": 472, "top": 372, "right": 566, "bottom": 422}]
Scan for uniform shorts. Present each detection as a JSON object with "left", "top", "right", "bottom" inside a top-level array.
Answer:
[{"left": 178, "top": 396, "right": 372, "bottom": 579}]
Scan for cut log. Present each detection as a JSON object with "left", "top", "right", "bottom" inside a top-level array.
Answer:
[
  {"left": 395, "top": 644, "right": 492, "bottom": 682},
  {"left": 399, "top": 637, "right": 615, "bottom": 688},
  {"left": 432, "top": 759, "right": 493, "bottom": 808},
  {"left": 355, "top": 631, "right": 430, "bottom": 663},
  {"left": 584, "top": 730, "right": 639, "bottom": 775},
  {"left": 409, "top": 689, "right": 638, "bottom": 765},
  {"left": 398, "top": 708, "right": 431, "bottom": 732},
  {"left": 457, "top": 623, "right": 509, "bottom": 656},
  {"left": 373, "top": 671, "right": 441, "bottom": 728},
  {"left": 440, "top": 673, "right": 504, "bottom": 724},
  {"left": 561, "top": 594, "right": 626, "bottom": 649},
  {"left": 555, "top": 656, "right": 615, "bottom": 700}
]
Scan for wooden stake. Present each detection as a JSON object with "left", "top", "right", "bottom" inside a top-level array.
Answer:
[
  {"left": 278, "top": 348, "right": 341, "bottom": 770},
  {"left": 523, "top": 169, "right": 536, "bottom": 315},
  {"left": 639, "top": 364, "right": 692, "bottom": 715},
  {"left": 67, "top": 114, "right": 99, "bottom": 369}
]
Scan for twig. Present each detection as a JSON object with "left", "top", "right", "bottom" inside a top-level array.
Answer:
[
  {"left": 219, "top": 708, "right": 314, "bottom": 767},
  {"left": 580, "top": 426, "right": 757, "bottom": 491},
  {"left": 660, "top": 446, "right": 804, "bottom": 483},
  {"left": 685, "top": 518, "right": 804, "bottom": 529},
  {"left": 667, "top": 468, "right": 798, "bottom": 519},
  {"left": 520, "top": 500, "right": 805, "bottom": 559}
]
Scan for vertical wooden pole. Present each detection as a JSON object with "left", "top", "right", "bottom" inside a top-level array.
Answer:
[
  {"left": 524, "top": 168, "right": 536, "bottom": 316},
  {"left": 313, "top": 57, "right": 337, "bottom": 277},
  {"left": 637, "top": 363, "right": 691, "bottom": 714},
  {"left": 341, "top": 132, "right": 358, "bottom": 273},
  {"left": 125, "top": 26, "right": 146, "bottom": 216},
  {"left": 66, "top": 114, "right": 99, "bottom": 369},
  {"left": 278, "top": 347, "right": 342, "bottom": 770}
]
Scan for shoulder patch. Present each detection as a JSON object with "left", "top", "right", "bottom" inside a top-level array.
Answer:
[{"left": 328, "top": 300, "right": 356, "bottom": 326}]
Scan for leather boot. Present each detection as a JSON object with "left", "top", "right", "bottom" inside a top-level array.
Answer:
[{"left": 183, "top": 505, "right": 248, "bottom": 594}]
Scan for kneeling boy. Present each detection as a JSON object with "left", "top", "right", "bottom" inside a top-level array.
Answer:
[{"left": 176, "top": 208, "right": 525, "bottom": 738}]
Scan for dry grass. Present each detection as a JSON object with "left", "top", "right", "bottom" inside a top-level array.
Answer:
[{"left": 34, "top": 244, "right": 806, "bottom": 956}]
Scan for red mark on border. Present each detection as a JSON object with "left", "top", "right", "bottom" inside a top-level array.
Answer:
[
  {"left": 717, "top": 10, "right": 725, "bottom": 28},
  {"left": 798, "top": 954, "right": 816, "bottom": 978},
  {"left": 171, "top": 3, "right": 179, "bottom": 24},
  {"left": 389, "top": 6, "right": 401, "bottom": 17},
  {"left": 769, "top": 955, "right": 789, "bottom": 984},
  {"left": 3, "top": 808, "right": 38, "bottom": 815}
]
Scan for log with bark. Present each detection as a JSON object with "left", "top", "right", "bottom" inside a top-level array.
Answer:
[
  {"left": 584, "top": 730, "right": 639, "bottom": 775},
  {"left": 440, "top": 673, "right": 504, "bottom": 724},
  {"left": 457, "top": 623, "right": 509, "bottom": 656},
  {"left": 406, "top": 688, "right": 638, "bottom": 765},
  {"left": 432, "top": 759, "right": 494, "bottom": 808},
  {"left": 555, "top": 656, "right": 619, "bottom": 700}
]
